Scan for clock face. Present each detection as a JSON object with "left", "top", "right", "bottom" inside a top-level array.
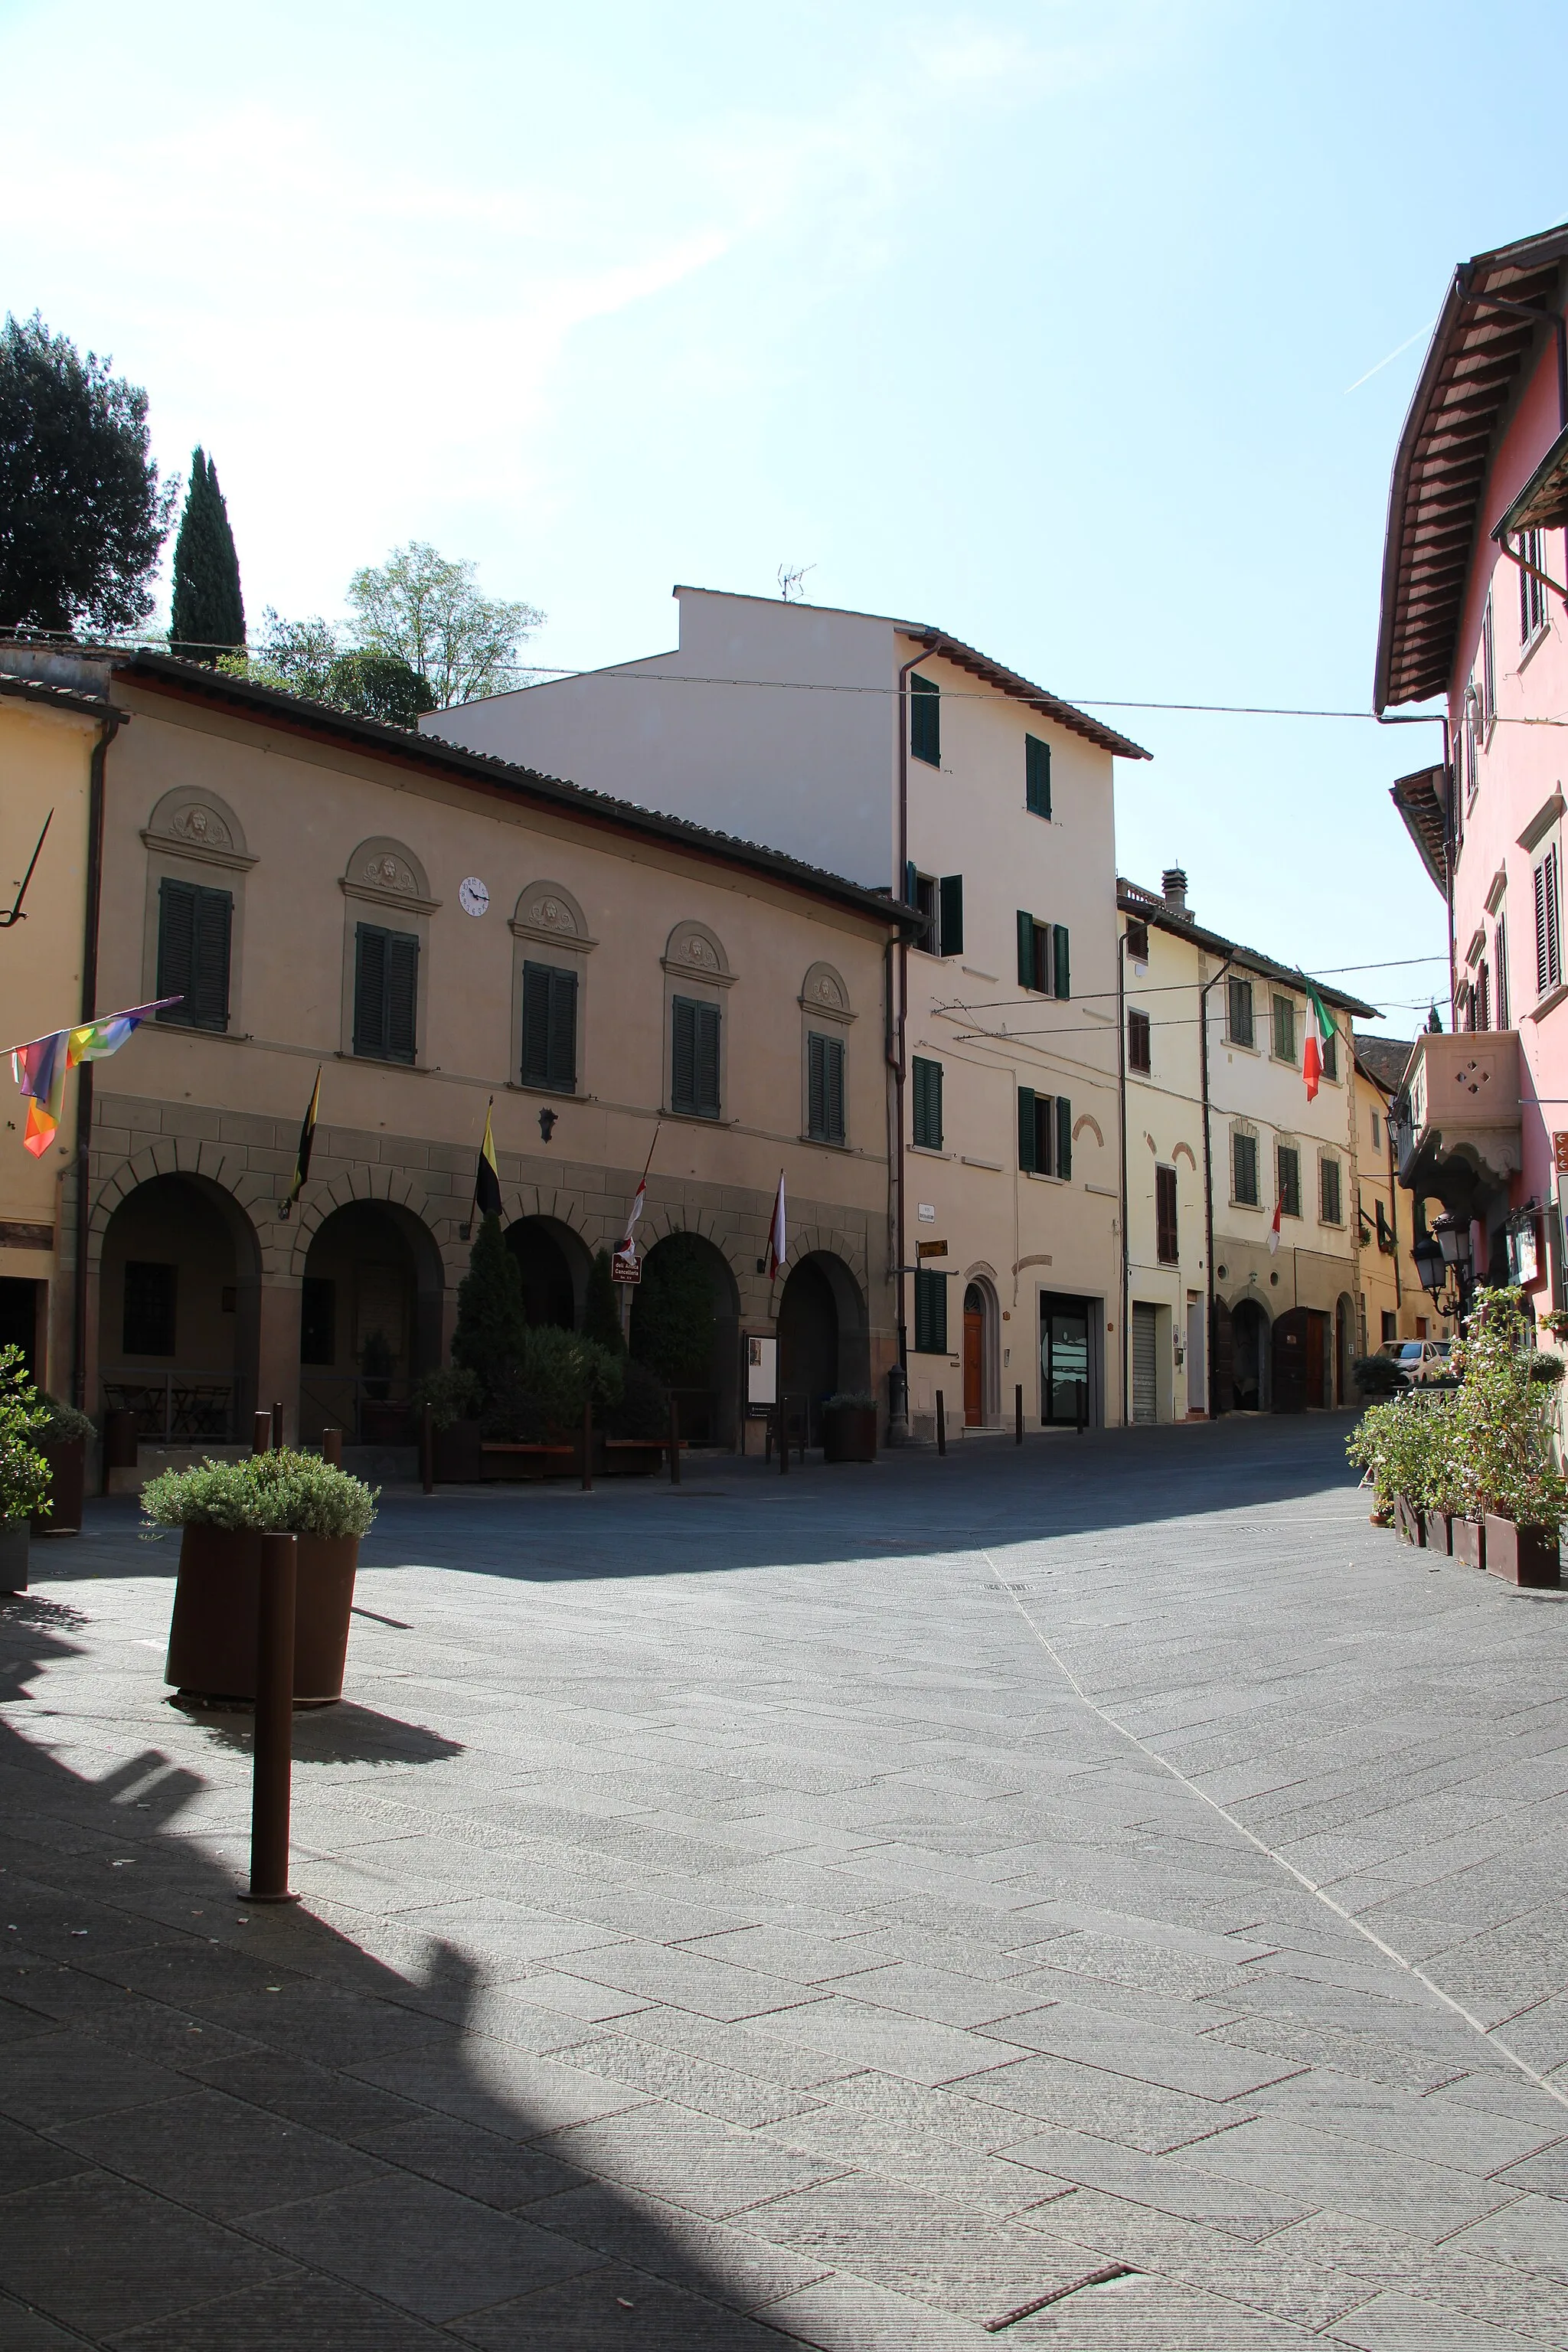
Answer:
[{"left": 459, "top": 876, "right": 490, "bottom": 919}]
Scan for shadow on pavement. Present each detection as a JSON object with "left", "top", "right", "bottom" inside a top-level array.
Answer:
[
  {"left": 168, "top": 1697, "right": 468, "bottom": 1772},
  {"left": 0, "top": 1604, "right": 803, "bottom": 2347}
]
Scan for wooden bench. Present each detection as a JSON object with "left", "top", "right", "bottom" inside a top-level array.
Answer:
[{"left": 479, "top": 1442, "right": 576, "bottom": 1481}]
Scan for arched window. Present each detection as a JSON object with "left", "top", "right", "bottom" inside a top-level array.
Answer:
[{"left": 340, "top": 839, "right": 437, "bottom": 1065}]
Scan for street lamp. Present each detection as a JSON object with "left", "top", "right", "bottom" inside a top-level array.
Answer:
[{"left": 1413, "top": 1227, "right": 1445, "bottom": 1302}]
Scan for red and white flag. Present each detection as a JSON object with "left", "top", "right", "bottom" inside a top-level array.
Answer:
[
  {"left": 616, "top": 1178, "right": 645, "bottom": 1263},
  {"left": 1268, "top": 1199, "right": 1282, "bottom": 1255},
  {"left": 766, "top": 1172, "right": 787, "bottom": 1280}
]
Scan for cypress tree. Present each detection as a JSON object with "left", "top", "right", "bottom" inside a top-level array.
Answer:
[
  {"left": 450, "top": 1215, "right": 528, "bottom": 1407},
  {"left": 169, "top": 447, "right": 244, "bottom": 662},
  {"left": 583, "top": 1249, "right": 626, "bottom": 1354}
]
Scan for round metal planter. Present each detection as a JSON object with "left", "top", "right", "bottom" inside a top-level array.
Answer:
[{"left": 164, "top": 1525, "right": 360, "bottom": 1704}]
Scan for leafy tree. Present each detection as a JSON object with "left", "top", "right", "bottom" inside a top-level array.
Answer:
[
  {"left": 0, "top": 312, "right": 173, "bottom": 636},
  {"left": 169, "top": 447, "right": 244, "bottom": 662},
  {"left": 325, "top": 648, "right": 436, "bottom": 728},
  {"left": 227, "top": 607, "right": 338, "bottom": 699},
  {"left": 347, "top": 541, "right": 543, "bottom": 707},
  {"left": 583, "top": 1249, "right": 626, "bottom": 1354},
  {"left": 450, "top": 1215, "right": 528, "bottom": 1408},
  {"left": 630, "top": 1235, "right": 715, "bottom": 1388}
]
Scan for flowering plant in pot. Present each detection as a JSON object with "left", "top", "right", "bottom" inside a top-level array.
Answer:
[
  {"left": 0, "top": 1347, "right": 51, "bottom": 1590},
  {"left": 1452, "top": 1286, "right": 1567, "bottom": 1586},
  {"left": 144, "top": 1449, "right": 378, "bottom": 1704},
  {"left": 822, "top": 1390, "right": 877, "bottom": 1464}
]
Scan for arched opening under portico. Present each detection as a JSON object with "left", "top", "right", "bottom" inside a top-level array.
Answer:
[
  {"left": 631, "top": 1231, "right": 740, "bottom": 1446},
  {"left": 299, "top": 1199, "right": 444, "bottom": 1444},
  {"left": 98, "top": 1173, "right": 261, "bottom": 1439},
  {"left": 778, "top": 1250, "right": 870, "bottom": 1446},
  {"left": 506, "top": 1216, "right": 590, "bottom": 1331}
]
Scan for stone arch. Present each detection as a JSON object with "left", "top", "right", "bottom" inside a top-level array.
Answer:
[
  {"left": 1173, "top": 1141, "right": 1197, "bottom": 1171},
  {"left": 508, "top": 1214, "right": 592, "bottom": 1329},
  {"left": 630, "top": 1226, "right": 742, "bottom": 1445},
  {"left": 1230, "top": 1292, "right": 1271, "bottom": 1412},
  {"left": 777, "top": 1249, "right": 870, "bottom": 1441},
  {"left": 96, "top": 1168, "right": 265, "bottom": 1437},
  {"left": 298, "top": 1196, "right": 446, "bottom": 1444},
  {"left": 962, "top": 1269, "right": 1001, "bottom": 1426},
  {"left": 284, "top": 1162, "right": 446, "bottom": 1280},
  {"left": 90, "top": 1140, "right": 276, "bottom": 1272},
  {"left": 1072, "top": 1112, "right": 1104, "bottom": 1148}
]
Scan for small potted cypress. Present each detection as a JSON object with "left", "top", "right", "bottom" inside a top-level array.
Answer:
[{"left": 145, "top": 1449, "right": 377, "bottom": 1704}]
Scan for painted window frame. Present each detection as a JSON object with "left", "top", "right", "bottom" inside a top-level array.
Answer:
[{"left": 511, "top": 881, "right": 596, "bottom": 1097}]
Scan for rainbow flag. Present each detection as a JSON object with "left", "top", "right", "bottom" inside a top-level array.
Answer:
[{"left": 10, "top": 997, "right": 180, "bottom": 1155}]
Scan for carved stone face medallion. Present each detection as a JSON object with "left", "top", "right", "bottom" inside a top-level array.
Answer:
[
  {"left": 681, "top": 933, "right": 719, "bottom": 970},
  {"left": 527, "top": 896, "right": 575, "bottom": 933}
]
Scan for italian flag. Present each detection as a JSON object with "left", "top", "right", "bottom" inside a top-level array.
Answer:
[
  {"left": 1268, "top": 1199, "right": 1282, "bottom": 1255},
  {"left": 1303, "top": 985, "right": 1335, "bottom": 1102}
]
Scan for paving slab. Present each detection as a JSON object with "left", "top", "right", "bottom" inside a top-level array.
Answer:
[{"left": 10, "top": 1419, "right": 1568, "bottom": 2345}]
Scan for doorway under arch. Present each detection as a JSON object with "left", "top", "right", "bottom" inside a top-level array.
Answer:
[
  {"left": 1230, "top": 1296, "right": 1269, "bottom": 1412},
  {"left": 631, "top": 1231, "right": 740, "bottom": 1445},
  {"left": 506, "top": 1216, "right": 590, "bottom": 1331},
  {"left": 962, "top": 1276, "right": 999, "bottom": 1426},
  {"left": 299, "top": 1199, "right": 444, "bottom": 1444},
  {"left": 98, "top": 1173, "right": 262, "bottom": 1439},
  {"left": 778, "top": 1250, "right": 870, "bottom": 1445}
]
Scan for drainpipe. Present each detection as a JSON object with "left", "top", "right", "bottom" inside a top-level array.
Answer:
[
  {"left": 74, "top": 705, "right": 125, "bottom": 1410},
  {"left": 1198, "top": 953, "right": 1233, "bottom": 1418},
  {"left": 1386, "top": 1088, "right": 1401, "bottom": 1312},
  {"left": 1116, "top": 927, "right": 1129, "bottom": 1426},
  {"left": 889, "top": 633, "right": 937, "bottom": 1440}
]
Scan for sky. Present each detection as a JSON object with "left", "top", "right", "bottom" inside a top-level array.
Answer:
[{"left": 5, "top": 0, "right": 1566, "bottom": 1037}]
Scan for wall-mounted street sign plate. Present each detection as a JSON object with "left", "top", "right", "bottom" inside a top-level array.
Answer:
[
  {"left": 916, "top": 1239, "right": 948, "bottom": 1260},
  {"left": 611, "top": 1253, "right": 641, "bottom": 1283}
]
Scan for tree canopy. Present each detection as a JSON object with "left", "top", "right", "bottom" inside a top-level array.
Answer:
[
  {"left": 347, "top": 541, "right": 544, "bottom": 707},
  {"left": 170, "top": 447, "right": 244, "bottom": 662},
  {"left": 0, "top": 312, "right": 173, "bottom": 637}
]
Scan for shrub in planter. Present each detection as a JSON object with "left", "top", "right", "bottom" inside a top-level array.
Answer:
[
  {"left": 822, "top": 1390, "right": 877, "bottom": 1463},
  {"left": 604, "top": 1357, "right": 671, "bottom": 1440},
  {"left": 145, "top": 1449, "right": 377, "bottom": 1704},
  {"left": 412, "top": 1365, "right": 483, "bottom": 1431},
  {"left": 1352, "top": 1354, "right": 1410, "bottom": 1400},
  {"left": 29, "top": 1391, "right": 94, "bottom": 1535},
  {"left": 518, "top": 1325, "right": 623, "bottom": 1434},
  {"left": 1451, "top": 1287, "right": 1568, "bottom": 1569},
  {"left": 0, "top": 1346, "right": 51, "bottom": 1589}
]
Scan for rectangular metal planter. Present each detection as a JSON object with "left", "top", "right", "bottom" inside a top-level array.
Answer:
[
  {"left": 0, "top": 1519, "right": 28, "bottom": 1592},
  {"left": 1395, "top": 1495, "right": 1426, "bottom": 1547},
  {"left": 1452, "top": 1517, "right": 1487, "bottom": 1571},
  {"left": 1483, "top": 1515, "right": 1561, "bottom": 1589},
  {"left": 1423, "top": 1511, "right": 1453, "bottom": 1556}
]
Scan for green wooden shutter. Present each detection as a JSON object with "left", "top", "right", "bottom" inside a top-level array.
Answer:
[
  {"left": 354, "top": 924, "right": 387, "bottom": 1057},
  {"left": 808, "top": 1032, "right": 827, "bottom": 1138},
  {"left": 939, "top": 874, "right": 963, "bottom": 959},
  {"left": 913, "top": 1267, "right": 948, "bottom": 1352},
  {"left": 547, "top": 969, "right": 577, "bottom": 1089},
  {"left": 1056, "top": 1096, "right": 1072, "bottom": 1181},
  {"left": 1025, "top": 735, "right": 1050, "bottom": 817},
  {"left": 155, "top": 878, "right": 194, "bottom": 1021},
  {"left": 521, "top": 963, "right": 550, "bottom": 1086},
  {"left": 825, "top": 1035, "right": 844, "bottom": 1144},
  {"left": 1053, "top": 923, "right": 1070, "bottom": 1001},
  {"left": 190, "top": 888, "right": 232, "bottom": 1031},
  {"left": 671, "top": 998, "right": 697, "bottom": 1112},
  {"left": 1017, "top": 910, "right": 1035, "bottom": 989},
  {"left": 910, "top": 674, "right": 939, "bottom": 765},
  {"left": 694, "top": 1001, "right": 721, "bottom": 1116},
  {"left": 912, "top": 1057, "right": 942, "bottom": 1150},
  {"left": 387, "top": 933, "right": 419, "bottom": 1063},
  {"left": 1018, "top": 1085, "right": 1037, "bottom": 1172}
]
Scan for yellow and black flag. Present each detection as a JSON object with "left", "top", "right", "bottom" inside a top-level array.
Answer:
[
  {"left": 474, "top": 1097, "right": 503, "bottom": 1223},
  {"left": 281, "top": 1067, "right": 322, "bottom": 1218}
]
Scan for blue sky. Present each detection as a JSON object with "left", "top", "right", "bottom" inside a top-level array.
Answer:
[{"left": 5, "top": 0, "right": 1565, "bottom": 1032}]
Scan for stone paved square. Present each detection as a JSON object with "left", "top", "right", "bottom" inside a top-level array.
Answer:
[{"left": 5, "top": 1416, "right": 1568, "bottom": 2346}]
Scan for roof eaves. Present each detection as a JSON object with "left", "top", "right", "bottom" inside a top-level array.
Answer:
[
  {"left": 1115, "top": 882, "right": 1379, "bottom": 1019},
  {"left": 899, "top": 625, "right": 1151, "bottom": 760},
  {"left": 0, "top": 673, "right": 116, "bottom": 721},
  {"left": 114, "top": 654, "right": 923, "bottom": 938},
  {"left": 1389, "top": 764, "right": 1450, "bottom": 897}
]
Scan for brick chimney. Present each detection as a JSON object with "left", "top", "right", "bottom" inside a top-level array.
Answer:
[{"left": 1161, "top": 866, "right": 1189, "bottom": 916}]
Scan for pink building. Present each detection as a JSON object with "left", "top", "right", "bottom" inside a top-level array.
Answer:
[{"left": 1378, "top": 221, "right": 1568, "bottom": 1312}]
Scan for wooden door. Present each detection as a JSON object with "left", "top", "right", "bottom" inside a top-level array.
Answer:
[{"left": 963, "top": 1305, "right": 984, "bottom": 1425}]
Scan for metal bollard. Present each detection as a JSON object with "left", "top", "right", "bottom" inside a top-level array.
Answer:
[
  {"left": 582, "top": 1397, "right": 593, "bottom": 1491},
  {"left": 936, "top": 1391, "right": 946, "bottom": 1456},
  {"left": 1015, "top": 1383, "right": 1024, "bottom": 1445},
  {"left": 271, "top": 1400, "right": 284, "bottom": 1452},
  {"left": 321, "top": 1426, "right": 343, "bottom": 1468},
  {"left": 1076, "top": 1380, "right": 1087, "bottom": 1435},
  {"left": 252, "top": 1410, "right": 272, "bottom": 1456},
  {"left": 779, "top": 1400, "right": 789, "bottom": 1474},
  {"left": 668, "top": 1394, "right": 681, "bottom": 1486},
  {"left": 243, "top": 1533, "right": 299, "bottom": 1904},
  {"left": 420, "top": 1401, "right": 434, "bottom": 1495}
]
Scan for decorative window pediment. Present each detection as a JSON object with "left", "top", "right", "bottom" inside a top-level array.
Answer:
[
  {"left": 799, "top": 961, "right": 854, "bottom": 1024},
  {"left": 663, "top": 920, "right": 734, "bottom": 988},
  {"left": 341, "top": 838, "right": 438, "bottom": 915},
  {"left": 511, "top": 880, "right": 596, "bottom": 952},
  {"left": 141, "top": 787, "right": 255, "bottom": 872}
]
